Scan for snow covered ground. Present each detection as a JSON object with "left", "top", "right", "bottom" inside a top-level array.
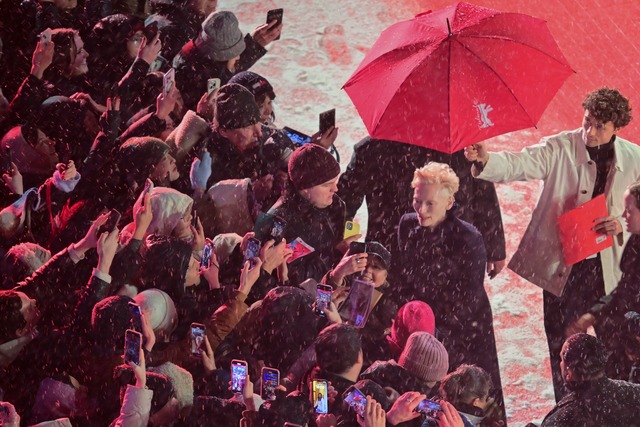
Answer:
[{"left": 218, "top": 0, "right": 640, "bottom": 425}]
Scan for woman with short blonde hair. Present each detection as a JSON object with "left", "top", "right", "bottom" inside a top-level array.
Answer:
[{"left": 411, "top": 162, "right": 460, "bottom": 197}]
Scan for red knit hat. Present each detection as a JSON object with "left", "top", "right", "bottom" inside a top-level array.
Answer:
[{"left": 387, "top": 300, "right": 436, "bottom": 358}]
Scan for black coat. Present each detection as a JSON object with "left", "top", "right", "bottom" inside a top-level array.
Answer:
[
  {"left": 541, "top": 377, "right": 640, "bottom": 427},
  {"left": 269, "top": 192, "right": 346, "bottom": 286},
  {"left": 172, "top": 35, "right": 267, "bottom": 111},
  {"left": 337, "top": 137, "right": 505, "bottom": 261},
  {"left": 394, "top": 211, "right": 505, "bottom": 421}
]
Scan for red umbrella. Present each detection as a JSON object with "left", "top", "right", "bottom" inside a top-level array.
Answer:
[{"left": 343, "top": 2, "right": 574, "bottom": 153}]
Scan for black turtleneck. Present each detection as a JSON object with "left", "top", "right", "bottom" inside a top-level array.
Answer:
[{"left": 586, "top": 136, "right": 616, "bottom": 198}]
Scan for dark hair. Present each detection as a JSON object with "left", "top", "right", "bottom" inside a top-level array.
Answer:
[
  {"left": 440, "top": 364, "right": 492, "bottom": 407},
  {"left": 0, "top": 290, "right": 27, "bottom": 343},
  {"left": 561, "top": 333, "right": 608, "bottom": 380},
  {"left": 315, "top": 324, "right": 362, "bottom": 375},
  {"left": 258, "top": 390, "right": 312, "bottom": 427},
  {"left": 627, "top": 181, "right": 640, "bottom": 210},
  {"left": 582, "top": 88, "right": 632, "bottom": 128}
]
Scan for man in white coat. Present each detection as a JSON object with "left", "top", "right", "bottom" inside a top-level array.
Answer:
[{"left": 464, "top": 88, "right": 640, "bottom": 401}]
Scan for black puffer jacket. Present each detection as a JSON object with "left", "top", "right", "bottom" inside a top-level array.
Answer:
[{"left": 268, "top": 191, "right": 346, "bottom": 286}]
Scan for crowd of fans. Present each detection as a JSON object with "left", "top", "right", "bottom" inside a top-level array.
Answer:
[{"left": 2, "top": 1, "right": 640, "bottom": 426}]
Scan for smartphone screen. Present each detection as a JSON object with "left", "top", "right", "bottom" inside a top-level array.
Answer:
[
  {"left": 190, "top": 323, "right": 206, "bottom": 356},
  {"left": 270, "top": 216, "right": 286, "bottom": 242},
  {"left": 163, "top": 68, "right": 175, "bottom": 97},
  {"left": 201, "top": 241, "right": 214, "bottom": 269},
  {"left": 261, "top": 367, "right": 280, "bottom": 401},
  {"left": 344, "top": 386, "right": 367, "bottom": 418},
  {"left": 244, "top": 237, "right": 260, "bottom": 268},
  {"left": 315, "top": 284, "right": 332, "bottom": 315},
  {"left": 415, "top": 398, "right": 442, "bottom": 417},
  {"left": 319, "top": 109, "right": 336, "bottom": 134},
  {"left": 266, "top": 8, "right": 283, "bottom": 40},
  {"left": 97, "top": 209, "right": 121, "bottom": 236},
  {"left": 124, "top": 329, "right": 142, "bottom": 365},
  {"left": 311, "top": 379, "right": 329, "bottom": 414},
  {"left": 207, "top": 78, "right": 221, "bottom": 95},
  {"left": 282, "top": 127, "right": 312, "bottom": 146},
  {"left": 231, "top": 360, "right": 248, "bottom": 393},
  {"left": 128, "top": 302, "right": 142, "bottom": 332},
  {"left": 343, "top": 221, "right": 360, "bottom": 240}
]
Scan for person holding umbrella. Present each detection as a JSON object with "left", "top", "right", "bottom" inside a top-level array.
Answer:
[
  {"left": 394, "top": 162, "right": 506, "bottom": 426},
  {"left": 464, "top": 87, "right": 640, "bottom": 401}
]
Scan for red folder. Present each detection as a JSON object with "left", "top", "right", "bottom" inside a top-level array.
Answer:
[{"left": 557, "top": 194, "right": 613, "bottom": 266}]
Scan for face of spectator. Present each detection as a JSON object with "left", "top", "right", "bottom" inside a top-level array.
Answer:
[
  {"left": 258, "top": 95, "right": 273, "bottom": 124},
  {"left": 623, "top": 190, "right": 640, "bottom": 234},
  {"left": 300, "top": 175, "right": 339, "bottom": 209},
  {"left": 582, "top": 110, "right": 617, "bottom": 147},
  {"left": 69, "top": 34, "right": 89, "bottom": 76},
  {"left": 361, "top": 257, "right": 388, "bottom": 288},
  {"left": 412, "top": 182, "right": 454, "bottom": 228},
  {"left": 220, "top": 122, "right": 262, "bottom": 152},
  {"left": 34, "top": 129, "right": 59, "bottom": 167},
  {"left": 16, "top": 291, "right": 40, "bottom": 336},
  {"left": 53, "top": 0, "right": 77, "bottom": 10},
  {"left": 127, "top": 31, "right": 144, "bottom": 60},
  {"left": 150, "top": 153, "right": 179, "bottom": 183},
  {"left": 191, "top": 0, "right": 217, "bottom": 17}
]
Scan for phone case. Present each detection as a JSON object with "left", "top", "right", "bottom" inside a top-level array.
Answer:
[
  {"left": 312, "top": 380, "right": 329, "bottom": 414},
  {"left": 343, "top": 221, "right": 360, "bottom": 239},
  {"left": 231, "top": 360, "right": 248, "bottom": 393},
  {"left": 190, "top": 323, "right": 206, "bottom": 355},
  {"left": 124, "top": 330, "right": 142, "bottom": 365},
  {"left": 260, "top": 367, "right": 280, "bottom": 401},
  {"left": 319, "top": 109, "right": 336, "bottom": 134}
]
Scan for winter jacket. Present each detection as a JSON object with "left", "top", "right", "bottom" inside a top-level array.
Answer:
[
  {"left": 338, "top": 137, "right": 505, "bottom": 261},
  {"left": 541, "top": 377, "right": 640, "bottom": 426},
  {"left": 475, "top": 129, "right": 640, "bottom": 296},
  {"left": 172, "top": 35, "right": 267, "bottom": 110},
  {"left": 200, "top": 178, "right": 254, "bottom": 237},
  {"left": 110, "top": 385, "right": 153, "bottom": 427},
  {"left": 269, "top": 192, "right": 346, "bottom": 286},
  {"left": 395, "top": 211, "right": 505, "bottom": 423}
]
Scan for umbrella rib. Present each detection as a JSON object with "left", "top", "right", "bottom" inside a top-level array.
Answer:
[
  {"left": 451, "top": 37, "right": 536, "bottom": 125},
  {"left": 458, "top": 34, "right": 574, "bottom": 71}
]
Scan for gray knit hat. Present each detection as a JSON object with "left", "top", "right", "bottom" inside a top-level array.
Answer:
[
  {"left": 398, "top": 332, "right": 449, "bottom": 383},
  {"left": 198, "top": 11, "right": 246, "bottom": 61}
]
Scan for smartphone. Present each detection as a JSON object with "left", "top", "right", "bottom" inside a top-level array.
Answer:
[
  {"left": 40, "top": 28, "right": 52, "bottom": 44},
  {"left": 207, "top": 78, "right": 221, "bottom": 95},
  {"left": 201, "top": 240, "right": 214, "bottom": 269},
  {"left": 319, "top": 109, "right": 336, "bottom": 135},
  {"left": 192, "top": 210, "right": 199, "bottom": 228},
  {"left": 349, "top": 241, "right": 367, "bottom": 255},
  {"left": 1, "top": 147, "right": 12, "bottom": 176},
  {"left": 260, "top": 367, "right": 280, "bottom": 401},
  {"left": 266, "top": 8, "right": 283, "bottom": 40},
  {"left": 144, "top": 21, "right": 158, "bottom": 42},
  {"left": 315, "top": 284, "right": 333, "bottom": 316},
  {"left": 311, "top": 379, "right": 329, "bottom": 414},
  {"left": 231, "top": 359, "right": 248, "bottom": 393},
  {"left": 343, "top": 221, "right": 360, "bottom": 240},
  {"left": 415, "top": 398, "right": 442, "bottom": 417},
  {"left": 97, "top": 209, "right": 121, "bottom": 236},
  {"left": 190, "top": 323, "right": 206, "bottom": 356},
  {"left": 128, "top": 302, "right": 142, "bottom": 331},
  {"left": 124, "top": 329, "right": 142, "bottom": 365},
  {"left": 344, "top": 386, "right": 367, "bottom": 418},
  {"left": 282, "top": 126, "right": 312, "bottom": 146},
  {"left": 244, "top": 237, "right": 260, "bottom": 268},
  {"left": 140, "top": 178, "right": 153, "bottom": 207},
  {"left": 163, "top": 68, "right": 175, "bottom": 97},
  {"left": 270, "top": 216, "right": 286, "bottom": 243}
]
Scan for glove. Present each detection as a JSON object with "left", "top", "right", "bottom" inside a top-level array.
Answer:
[{"left": 190, "top": 151, "right": 212, "bottom": 190}]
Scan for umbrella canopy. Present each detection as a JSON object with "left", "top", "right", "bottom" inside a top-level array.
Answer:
[{"left": 343, "top": 2, "right": 574, "bottom": 153}]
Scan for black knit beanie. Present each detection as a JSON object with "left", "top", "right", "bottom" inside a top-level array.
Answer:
[
  {"left": 118, "top": 136, "right": 170, "bottom": 181},
  {"left": 214, "top": 83, "right": 261, "bottom": 130},
  {"left": 288, "top": 144, "right": 340, "bottom": 190},
  {"left": 91, "top": 295, "right": 135, "bottom": 356}
]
